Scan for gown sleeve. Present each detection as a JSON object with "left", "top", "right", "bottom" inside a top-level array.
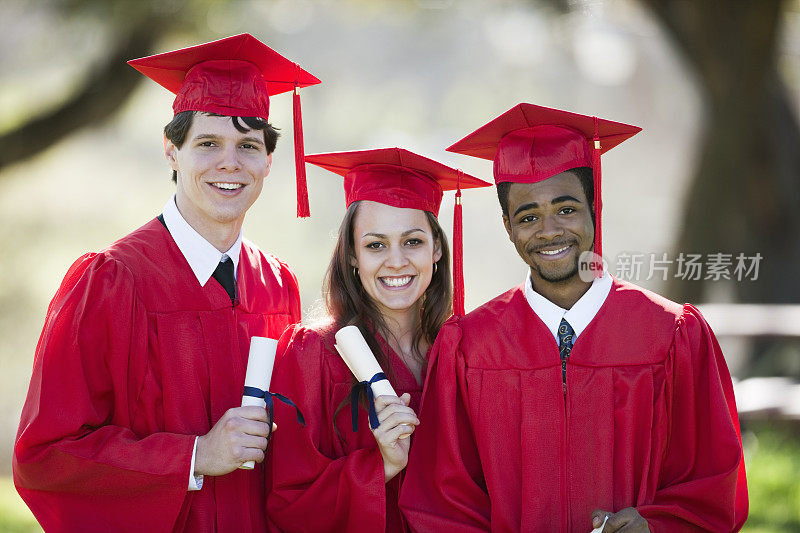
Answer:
[
  {"left": 267, "top": 326, "right": 389, "bottom": 532},
  {"left": 277, "top": 258, "right": 302, "bottom": 324},
  {"left": 13, "top": 253, "right": 196, "bottom": 533},
  {"left": 637, "top": 304, "right": 748, "bottom": 532},
  {"left": 399, "top": 319, "right": 491, "bottom": 532}
]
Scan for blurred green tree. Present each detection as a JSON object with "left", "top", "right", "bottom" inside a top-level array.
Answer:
[{"left": 0, "top": 0, "right": 191, "bottom": 169}]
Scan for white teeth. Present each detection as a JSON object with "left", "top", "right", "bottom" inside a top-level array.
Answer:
[
  {"left": 381, "top": 276, "right": 412, "bottom": 287},
  {"left": 212, "top": 182, "right": 243, "bottom": 190},
  {"left": 539, "top": 246, "right": 569, "bottom": 255}
]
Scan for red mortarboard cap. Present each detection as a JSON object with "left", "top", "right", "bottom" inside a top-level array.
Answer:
[
  {"left": 305, "top": 148, "right": 489, "bottom": 215},
  {"left": 305, "top": 148, "right": 491, "bottom": 316},
  {"left": 446, "top": 103, "right": 641, "bottom": 265},
  {"left": 128, "top": 33, "right": 321, "bottom": 217}
]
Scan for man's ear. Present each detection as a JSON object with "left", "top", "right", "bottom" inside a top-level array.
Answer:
[
  {"left": 502, "top": 214, "right": 513, "bottom": 240},
  {"left": 265, "top": 153, "right": 273, "bottom": 174},
  {"left": 165, "top": 137, "right": 179, "bottom": 171}
]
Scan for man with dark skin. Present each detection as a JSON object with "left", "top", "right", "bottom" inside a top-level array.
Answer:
[
  {"left": 401, "top": 103, "right": 748, "bottom": 532},
  {"left": 502, "top": 171, "right": 596, "bottom": 309},
  {"left": 502, "top": 171, "right": 649, "bottom": 531}
]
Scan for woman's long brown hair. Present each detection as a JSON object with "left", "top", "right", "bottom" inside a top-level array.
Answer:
[{"left": 326, "top": 201, "right": 452, "bottom": 432}]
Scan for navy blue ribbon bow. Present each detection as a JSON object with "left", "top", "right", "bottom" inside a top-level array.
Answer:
[
  {"left": 242, "top": 386, "right": 305, "bottom": 435},
  {"left": 350, "top": 372, "right": 389, "bottom": 432}
]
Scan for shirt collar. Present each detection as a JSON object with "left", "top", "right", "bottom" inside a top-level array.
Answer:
[
  {"left": 523, "top": 269, "right": 612, "bottom": 342},
  {"left": 162, "top": 195, "right": 242, "bottom": 286}
]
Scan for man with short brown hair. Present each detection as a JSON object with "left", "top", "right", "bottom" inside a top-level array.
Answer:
[{"left": 13, "top": 34, "right": 318, "bottom": 532}]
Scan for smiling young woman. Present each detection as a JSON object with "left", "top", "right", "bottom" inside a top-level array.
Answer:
[
  {"left": 266, "top": 148, "right": 489, "bottom": 532},
  {"left": 335, "top": 200, "right": 445, "bottom": 385}
]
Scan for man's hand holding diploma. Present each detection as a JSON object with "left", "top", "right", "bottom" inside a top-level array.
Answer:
[{"left": 195, "top": 407, "right": 276, "bottom": 476}]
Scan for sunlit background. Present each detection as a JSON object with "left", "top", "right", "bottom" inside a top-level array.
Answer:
[{"left": 1, "top": 0, "right": 799, "bottom": 530}]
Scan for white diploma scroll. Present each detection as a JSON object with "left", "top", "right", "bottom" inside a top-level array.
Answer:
[
  {"left": 239, "top": 336, "right": 278, "bottom": 470},
  {"left": 335, "top": 326, "right": 413, "bottom": 438},
  {"left": 334, "top": 326, "right": 397, "bottom": 398}
]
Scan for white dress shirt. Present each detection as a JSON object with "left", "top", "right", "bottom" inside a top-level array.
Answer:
[
  {"left": 162, "top": 195, "right": 244, "bottom": 491},
  {"left": 162, "top": 195, "right": 242, "bottom": 284},
  {"left": 523, "top": 269, "right": 613, "bottom": 344}
]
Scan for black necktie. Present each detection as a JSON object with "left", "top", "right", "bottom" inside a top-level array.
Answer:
[
  {"left": 212, "top": 257, "right": 236, "bottom": 304},
  {"left": 557, "top": 318, "right": 575, "bottom": 387}
]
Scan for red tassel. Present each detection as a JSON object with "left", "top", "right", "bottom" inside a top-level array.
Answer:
[
  {"left": 293, "top": 65, "right": 310, "bottom": 218},
  {"left": 452, "top": 172, "right": 465, "bottom": 317},
  {"left": 592, "top": 116, "right": 603, "bottom": 276}
]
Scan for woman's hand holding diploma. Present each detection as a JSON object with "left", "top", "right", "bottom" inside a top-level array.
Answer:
[
  {"left": 372, "top": 393, "right": 419, "bottom": 482},
  {"left": 335, "top": 326, "right": 420, "bottom": 481}
]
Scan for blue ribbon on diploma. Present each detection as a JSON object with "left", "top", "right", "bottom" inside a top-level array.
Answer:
[
  {"left": 242, "top": 386, "right": 305, "bottom": 432},
  {"left": 350, "top": 372, "right": 389, "bottom": 432}
]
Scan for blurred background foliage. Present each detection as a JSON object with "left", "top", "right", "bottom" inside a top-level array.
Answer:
[{"left": 1, "top": 0, "right": 799, "bottom": 530}]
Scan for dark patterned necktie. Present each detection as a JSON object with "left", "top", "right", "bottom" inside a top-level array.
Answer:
[
  {"left": 212, "top": 257, "right": 236, "bottom": 304},
  {"left": 558, "top": 318, "right": 575, "bottom": 387}
]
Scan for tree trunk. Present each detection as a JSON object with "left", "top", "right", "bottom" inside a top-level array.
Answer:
[{"left": 642, "top": 0, "right": 800, "bottom": 304}]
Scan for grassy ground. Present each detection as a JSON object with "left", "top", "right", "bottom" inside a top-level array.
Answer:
[
  {"left": 740, "top": 422, "right": 800, "bottom": 532},
  {"left": 0, "top": 477, "right": 41, "bottom": 533},
  {"left": 1, "top": 424, "right": 798, "bottom": 531}
]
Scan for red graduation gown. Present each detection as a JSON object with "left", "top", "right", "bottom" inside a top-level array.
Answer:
[
  {"left": 267, "top": 325, "right": 422, "bottom": 533},
  {"left": 400, "top": 280, "right": 748, "bottom": 532},
  {"left": 13, "top": 218, "right": 301, "bottom": 533}
]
